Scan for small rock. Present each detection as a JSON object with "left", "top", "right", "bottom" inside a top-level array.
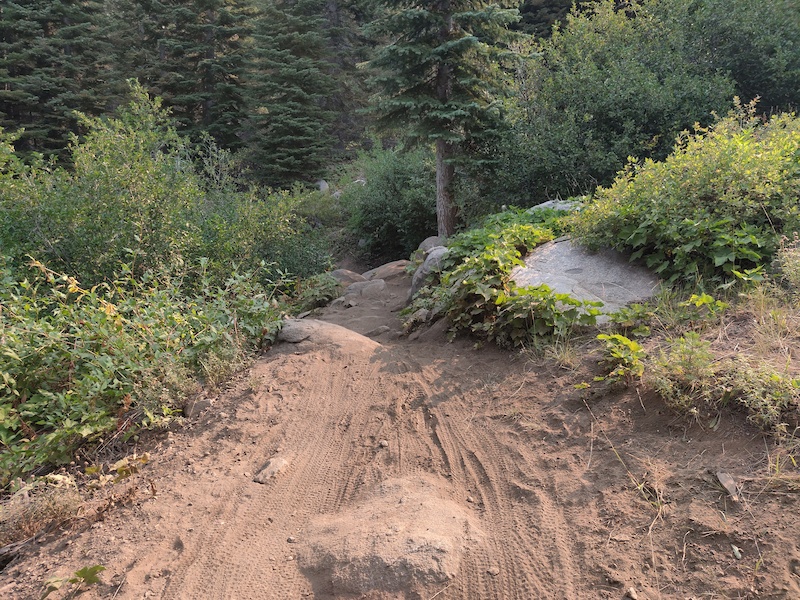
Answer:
[
  {"left": 184, "top": 396, "right": 213, "bottom": 418},
  {"left": 487, "top": 566, "right": 500, "bottom": 576},
  {"left": 365, "top": 325, "right": 391, "bottom": 338},
  {"left": 466, "top": 496, "right": 475, "bottom": 503},
  {"left": 625, "top": 587, "right": 639, "bottom": 600},
  {"left": 253, "top": 457, "right": 290, "bottom": 484},
  {"left": 287, "top": 536, "right": 297, "bottom": 543},
  {"left": 379, "top": 440, "right": 389, "bottom": 448}
]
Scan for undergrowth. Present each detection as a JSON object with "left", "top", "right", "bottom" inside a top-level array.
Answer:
[
  {"left": 0, "top": 258, "right": 285, "bottom": 486},
  {"left": 599, "top": 280, "right": 800, "bottom": 435},
  {"left": 405, "top": 208, "right": 602, "bottom": 347}
]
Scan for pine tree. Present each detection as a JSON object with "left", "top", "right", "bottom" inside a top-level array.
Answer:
[
  {"left": 243, "top": 0, "right": 336, "bottom": 187},
  {"left": 0, "top": 0, "right": 111, "bottom": 158},
  {"left": 367, "top": 0, "right": 518, "bottom": 237},
  {"left": 515, "top": 0, "right": 572, "bottom": 38},
  {"left": 109, "top": 0, "right": 253, "bottom": 149}
]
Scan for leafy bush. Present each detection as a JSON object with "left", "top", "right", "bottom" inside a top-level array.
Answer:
[
  {"left": 0, "top": 83, "right": 330, "bottom": 289},
  {"left": 293, "top": 273, "right": 341, "bottom": 312},
  {"left": 0, "top": 258, "right": 284, "bottom": 484},
  {"left": 596, "top": 334, "right": 646, "bottom": 385},
  {"left": 773, "top": 234, "right": 800, "bottom": 293},
  {"left": 340, "top": 145, "right": 437, "bottom": 262},
  {"left": 571, "top": 103, "right": 800, "bottom": 283},
  {"left": 497, "top": 0, "right": 734, "bottom": 204},
  {"left": 648, "top": 332, "right": 718, "bottom": 415},
  {"left": 673, "top": 0, "right": 800, "bottom": 113},
  {"left": 407, "top": 209, "right": 601, "bottom": 347}
]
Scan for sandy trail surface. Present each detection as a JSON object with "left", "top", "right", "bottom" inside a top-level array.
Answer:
[{"left": 3, "top": 268, "right": 800, "bottom": 599}]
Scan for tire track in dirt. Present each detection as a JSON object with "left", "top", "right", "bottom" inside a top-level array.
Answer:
[
  {"left": 158, "top": 339, "right": 405, "bottom": 599},
  {"left": 401, "top": 356, "right": 583, "bottom": 599}
]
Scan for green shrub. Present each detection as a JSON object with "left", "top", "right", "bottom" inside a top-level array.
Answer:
[
  {"left": 0, "top": 258, "right": 283, "bottom": 484},
  {"left": 340, "top": 145, "right": 437, "bottom": 261},
  {"left": 572, "top": 103, "right": 800, "bottom": 284},
  {"left": 0, "top": 83, "right": 330, "bottom": 290},
  {"left": 407, "top": 208, "right": 601, "bottom": 347},
  {"left": 647, "top": 331, "right": 800, "bottom": 432},
  {"left": 293, "top": 273, "right": 341, "bottom": 312},
  {"left": 497, "top": 0, "right": 734, "bottom": 204},
  {"left": 675, "top": 0, "right": 800, "bottom": 114},
  {"left": 718, "top": 361, "right": 800, "bottom": 432},
  {"left": 648, "top": 332, "right": 718, "bottom": 415},
  {"left": 596, "top": 333, "right": 646, "bottom": 385},
  {"left": 773, "top": 234, "right": 800, "bottom": 293}
]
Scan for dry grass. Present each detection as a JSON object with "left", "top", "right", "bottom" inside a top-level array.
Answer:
[{"left": 0, "top": 476, "right": 83, "bottom": 546}]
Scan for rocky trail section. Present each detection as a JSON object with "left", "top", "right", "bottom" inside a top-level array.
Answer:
[{"left": 2, "top": 265, "right": 800, "bottom": 599}]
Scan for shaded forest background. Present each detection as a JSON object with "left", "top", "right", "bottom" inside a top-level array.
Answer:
[{"left": 3, "top": 0, "right": 796, "bottom": 193}]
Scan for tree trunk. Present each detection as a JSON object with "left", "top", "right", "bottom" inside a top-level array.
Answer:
[
  {"left": 434, "top": 2, "right": 456, "bottom": 238},
  {"left": 436, "top": 138, "right": 457, "bottom": 238}
]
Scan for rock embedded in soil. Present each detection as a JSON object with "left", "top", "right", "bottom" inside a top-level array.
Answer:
[
  {"left": 297, "top": 475, "right": 484, "bottom": 596},
  {"left": 253, "top": 457, "right": 290, "bottom": 484},
  {"left": 365, "top": 325, "right": 391, "bottom": 338},
  {"left": 330, "top": 269, "right": 367, "bottom": 287},
  {"left": 511, "top": 238, "right": 659, "bottom": 314},
  {"left": 409, "top": 246, "right": 449, "bottom": 301},
  {"left": 362, "top": 260, "right": 411, "bottom": 281}
]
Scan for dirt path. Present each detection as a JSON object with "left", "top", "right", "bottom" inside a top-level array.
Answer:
[{"left": 3, "top": 268, "right": 800, "bottom": 599}]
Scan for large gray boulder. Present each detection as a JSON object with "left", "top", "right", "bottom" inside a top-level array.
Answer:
[
  {"left": 527, "top": 198, "right": 582, "bottom": 213},
  {"left": 511, "top": 238, "right": 659, "bottom": 314},
  {"left": 409, "top": 246, "right": 449, "bottom": 302},
  {"left": 418, "top": 235, "right": 445, "bottom": 253}
]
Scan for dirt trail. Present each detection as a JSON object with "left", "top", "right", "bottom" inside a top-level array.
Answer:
[{"left": 3, "top": 268, "right": 800, "bottom": 599}]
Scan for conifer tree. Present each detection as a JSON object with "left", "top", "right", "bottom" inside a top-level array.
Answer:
[
  {"left": 368, "top": 0, "right": 518, "bottom": 237},
  {"left": 109, "top": 0, "right": 253, "bottom": 149},
  {"left": 0, "top": 0, "right": 111, "bottom": 158},
  {"left": 243, "top": 0, "right": 336, "bottom": 187}
]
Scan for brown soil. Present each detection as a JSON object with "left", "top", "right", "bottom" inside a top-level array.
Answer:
[{"left": 3, "top": 268, "right": 800, "bottom": 599}]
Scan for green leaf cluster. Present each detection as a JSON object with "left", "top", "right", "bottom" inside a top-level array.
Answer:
[
  {"left": 407, "top": 208, "right": 601, "bottom": 347},
  {"left": 0, "top": 258, "right": 284, "bottom": 485},
  {"left": 595, "top": 334, "right": 646, "bottom": 385},
  {"left": 0, "top": 83, "right": 330, "bottom": 289},
  {"left": 571, "top": 103, "right": 800, "bottom": 284}
]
